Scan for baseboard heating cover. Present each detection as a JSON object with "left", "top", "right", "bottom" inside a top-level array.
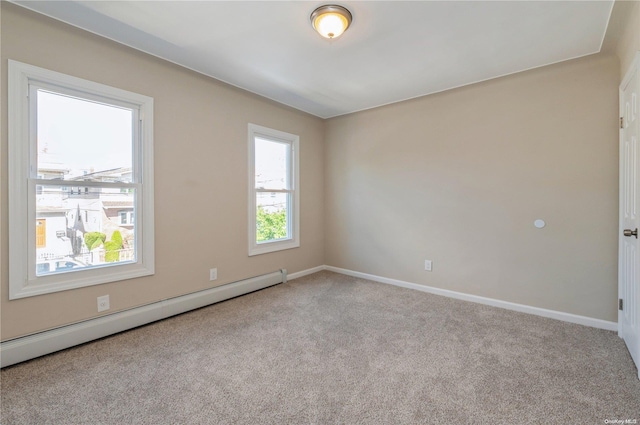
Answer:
[{"left": 0, "top": 269, "right": 286, "bottom": 368}]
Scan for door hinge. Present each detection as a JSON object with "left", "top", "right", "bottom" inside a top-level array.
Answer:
[
  {"left": 619, "top": 298, "right": 624, "bottom": 311},
  {"left": 620, "top": 117, "right": 624, "bottom": 129}
]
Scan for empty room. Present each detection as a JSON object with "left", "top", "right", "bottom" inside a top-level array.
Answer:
[{"left": 1, "top": 1, "right": 639, "bottom": 424}]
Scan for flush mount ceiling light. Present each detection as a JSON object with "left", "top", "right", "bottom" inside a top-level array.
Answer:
[{"left": 310, "top": 5, "right": 352, "bottom": 39}]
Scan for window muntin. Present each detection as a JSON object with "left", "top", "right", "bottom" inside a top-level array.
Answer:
[
  {"left": 248, "top": 124, "right": 299, "bottom": 256},
  {"left": 9, "top": 60, "right": 154, "bottom": 299}
]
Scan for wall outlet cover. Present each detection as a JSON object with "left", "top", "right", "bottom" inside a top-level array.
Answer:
[
  {"left": 424, "top": 260, "right": 433, "bottom": 272},
  {"left": 97, "top": 295, "right": 110, "bottom": 312}
]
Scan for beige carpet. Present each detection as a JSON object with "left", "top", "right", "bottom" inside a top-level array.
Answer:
[{"left": 1, "top": 271, "right": 639, "bottom": 424}]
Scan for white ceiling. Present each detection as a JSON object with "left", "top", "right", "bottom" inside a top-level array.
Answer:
[{"left": 14, "top": 1, "right": 614, "bottom": 119}]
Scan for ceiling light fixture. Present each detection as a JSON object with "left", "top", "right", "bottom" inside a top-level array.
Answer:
[{"left": 310, "top": 5, "right": 352, "bottom": 39}]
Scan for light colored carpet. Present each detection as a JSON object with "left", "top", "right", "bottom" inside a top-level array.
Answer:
[{"left": 1, "top": 271, "right": 639, "bottom": 424}]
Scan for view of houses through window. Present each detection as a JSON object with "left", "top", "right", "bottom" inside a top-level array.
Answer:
[{"left": 35, "top": 89, "right": 136, "bottom": 275}]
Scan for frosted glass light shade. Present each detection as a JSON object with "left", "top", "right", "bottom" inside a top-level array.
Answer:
[{"left": 311, "top": 5, "right": 352, "bottom": 39}]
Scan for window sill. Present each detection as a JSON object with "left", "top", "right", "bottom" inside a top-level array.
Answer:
[{"left": 249, "top": 239, "right": 300, "bottom": 256}]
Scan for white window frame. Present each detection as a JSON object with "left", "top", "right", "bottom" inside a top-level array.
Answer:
[
  {"left": 8, "top": 60, "right": 154, "bottom": 299},
  {"left": 248, "top": 123, "right": 300, "bottom": 256}
]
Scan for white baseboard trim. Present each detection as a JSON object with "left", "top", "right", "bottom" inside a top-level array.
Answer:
[
  {"left": 0, "top": 270, "right": 285, "bottom": 368},
  {"left": 287, "top": 265, "right": 326, "bottom": 280},
  {"left": 325, "top": 266, "right": 618, "bottom": 332},
  {"left": 1, "top": 265, "right": 618, "bottom": 368}
]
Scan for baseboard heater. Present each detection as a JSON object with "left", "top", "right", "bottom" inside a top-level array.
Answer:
[{"left": 0, "top": 269, "right": 287, "bottom": 368}]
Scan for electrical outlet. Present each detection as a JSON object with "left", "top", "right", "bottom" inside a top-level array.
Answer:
[
  {"left": 97, "top": 295, "right": 110, "bottom": 312},
  {"left": 209, "top": 268, "right": 218, "bottom": 281},
  {"left": 424, "top": 260, "right": 432, "bottom": 272}
]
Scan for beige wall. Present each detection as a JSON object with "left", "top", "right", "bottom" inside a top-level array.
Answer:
[
  {"left": 0, "top": 4, "right": 325, "bottom": 340},
  {"left": 324, "top": 54, "right": 620, "bottom": 321},
  {"left": 614, "top": 0, "right": 640, "bottom": 79}
]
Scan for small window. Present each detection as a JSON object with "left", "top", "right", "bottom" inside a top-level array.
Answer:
[
  {"left": 119, "top": 211, "right": 134, "bottom": 226},
  {"left": 248, "top": 124, "right": 300, "bottom": 256},
  {"left": 8, "top": 60, "right": 155, "bottom": 299}
]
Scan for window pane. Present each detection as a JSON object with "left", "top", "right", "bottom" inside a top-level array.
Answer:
[
  {"left": 255, "top": 137, "right": 288, "bottom": 190},
  {"left": 256, "top": 192, "right": 289, "bottom": 243},
  {"left": 36, "top": 90, "right": 133, "bottom": 183},
  {"left": 36, "top": 184, "right": 136, "bottom": 276}
]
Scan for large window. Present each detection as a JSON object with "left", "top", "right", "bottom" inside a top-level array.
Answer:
[
  {"left": 8, "top": 60, "right": 154, "bottom": 299},
  {"left": 248, "top": 124, "right": 299, "bottom": 256}
]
